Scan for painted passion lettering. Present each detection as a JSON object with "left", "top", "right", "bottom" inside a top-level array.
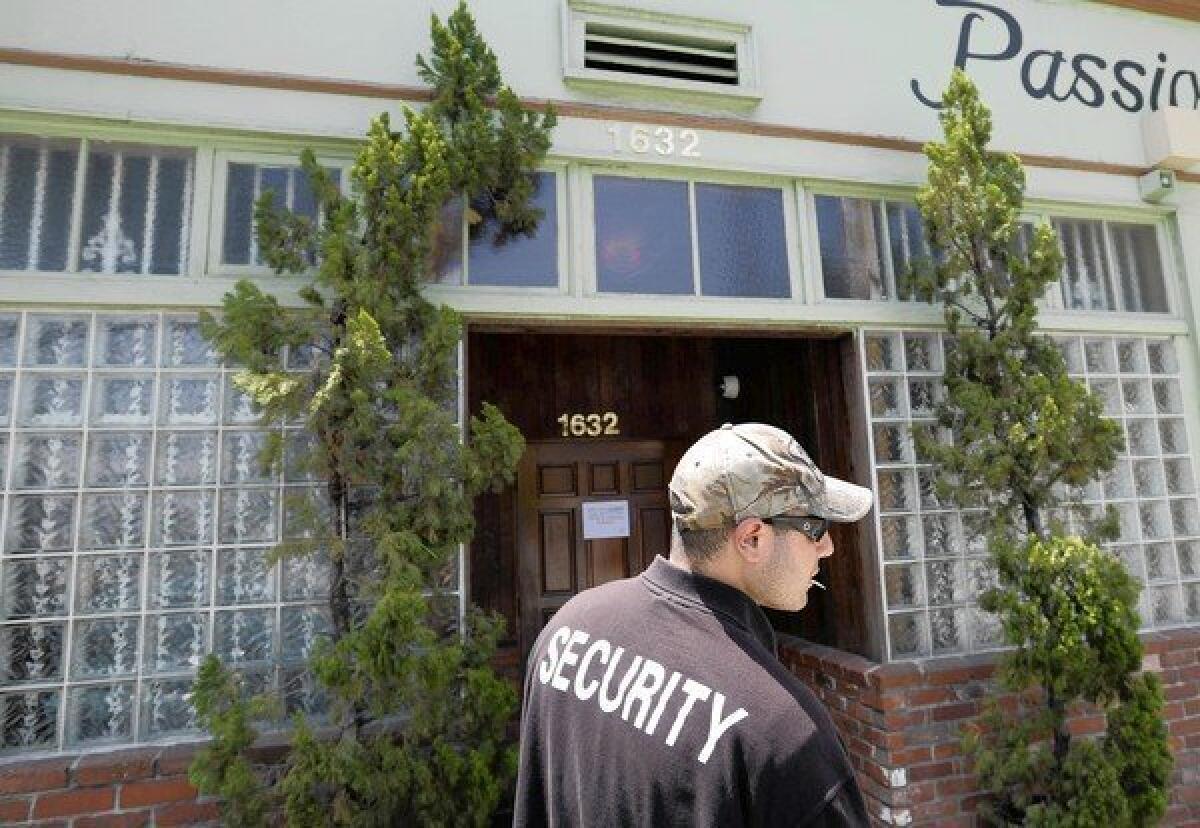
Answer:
[
  {"left": 911, "top": 0, "right": 1199, "bottom": 113},
  {"left": 537, "top": 624, "right": 749, "bottom": 765}
]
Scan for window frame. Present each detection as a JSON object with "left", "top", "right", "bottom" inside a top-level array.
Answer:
[
  {"left": 804, "top": 182, "right": 1181, "bottom": 322},
  {"left": 207, "top": 149, "right": 354, "bottom": 279},
  {"left": 427, "top": 160, "right": 570, "bottom": 296},
  {"left": 0, "top": 132, "right": 201, "bottom": 280},
  {"left": 580, "top": 164, "right": 802, "bottom": 302}
]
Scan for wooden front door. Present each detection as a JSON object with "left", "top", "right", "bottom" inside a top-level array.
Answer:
[{"left": 516, "top": 440, "right": 673, "bottom": 659}]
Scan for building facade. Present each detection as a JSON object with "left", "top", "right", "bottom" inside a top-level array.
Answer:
[{"left": 0, "top": 0, "right": 1199, "bottom": 823}]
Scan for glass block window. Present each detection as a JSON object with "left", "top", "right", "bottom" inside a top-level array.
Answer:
[
  {"left": 220, "top": 162, "right": 342, "bottom": 267},
  {"left": 864, "top": 329, "right": 1200, "bottom": 660},
  {"left": 594, "top": 175, "right": 790, "bottom": 298},
  {"left": 0, "top": 134, "right": 194, "bottom": 276},
  {"left": 0, "top": 311, "right": 464, "bottom": 754},
  {"left": 815, "top": 196, "right": 932, "bottom": 302},
  {"left": 433, "top": 171, "right": 559, "bottom": 288}
]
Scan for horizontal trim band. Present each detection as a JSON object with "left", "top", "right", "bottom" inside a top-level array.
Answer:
[{"left": 1, "top": 46, "right": 1197, "bottom": 184}]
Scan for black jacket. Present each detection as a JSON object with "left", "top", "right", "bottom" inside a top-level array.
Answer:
[{"left": 514, "top": 556, "right": 870, "bottom": 827}]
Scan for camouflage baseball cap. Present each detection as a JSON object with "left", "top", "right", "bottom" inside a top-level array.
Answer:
[{"left": 669, "top": 423, "right": 874, "bottom": 531}]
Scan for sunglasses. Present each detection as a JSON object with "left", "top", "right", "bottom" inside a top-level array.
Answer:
[{"left": 763, "top": 515, "right": 830, "bottom": 543}]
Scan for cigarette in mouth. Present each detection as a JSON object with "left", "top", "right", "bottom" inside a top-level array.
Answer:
[{"left": 811, "top": 579, "right": 826, "bottom": 590}]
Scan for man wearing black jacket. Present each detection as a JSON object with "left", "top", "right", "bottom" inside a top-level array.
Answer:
[{"left": 514, "top": 422, "right": 873, "bottom": 826}]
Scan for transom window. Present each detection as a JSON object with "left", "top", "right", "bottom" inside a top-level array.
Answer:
[
  {"left": 0, "top": 134, "right": 194, "bottom": 276},
  {"left": 815, "top": 193, "right": 1171, "bottom": 314},
  {"left": 433, "top": 171, "right": 560, "bottom": 288},
  {"left": 592, "top": 175, "right": 790, "bottom": 298},
  {"left": 218, "top": 160, "right": 343, "bottom": 269}
]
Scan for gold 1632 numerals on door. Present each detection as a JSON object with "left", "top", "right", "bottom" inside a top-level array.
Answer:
[{"left": 557, "top": 412, "right": 620, "bottom": 437}]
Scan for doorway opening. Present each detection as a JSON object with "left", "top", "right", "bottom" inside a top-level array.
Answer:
[{"left": 467, "top": 328, "right": 881, "bottom": 678}]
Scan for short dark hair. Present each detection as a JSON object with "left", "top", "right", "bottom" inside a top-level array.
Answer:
[{"left": 672, "top": 523, "right": 730, "bottom": 565}]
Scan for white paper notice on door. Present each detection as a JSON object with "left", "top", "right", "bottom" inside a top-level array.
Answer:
[{"left": 582, "top": 500, "right": 631, "bottom": 540}]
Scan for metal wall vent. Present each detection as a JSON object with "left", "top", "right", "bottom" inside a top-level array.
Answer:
[{"left": 583, "top": 23, "right": 739, "bottom": 86}]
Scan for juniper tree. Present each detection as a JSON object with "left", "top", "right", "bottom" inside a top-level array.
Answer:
[
  {"left": 911, "top": 69, "right": 1172, "bottom": 825},
  {"left": 188, "top": 5, "right": 555, "bottom": 825}
]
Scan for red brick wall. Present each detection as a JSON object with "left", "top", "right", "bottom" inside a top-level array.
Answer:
[
  {"left": 1, "top": 628, "right": 1196, "bottom": 827},
  {"left": 0, "top": 744, "right": 219, "bottom": 827},
  {"left": 780, "top": 627, "right": 1200, "bottom": 827}
]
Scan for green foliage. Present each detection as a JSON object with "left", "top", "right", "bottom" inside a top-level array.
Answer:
[
  {"left": 190, "top": 4, "right": 552, "bottom": 825},
  {"left": 917, "top": 70, "right": 1171, "bottom": 825}
]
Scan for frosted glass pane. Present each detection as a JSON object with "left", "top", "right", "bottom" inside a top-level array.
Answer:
[
  {"left": 695, "top": 183, "right": 788, "bottom": 298},
  {"left": 0, "top": 690, "right": 59, "bottom": 752},
  {"left": 24, "top": 315, "right": 89, "bottom": 367},
  {"left": 468, "top": 171, "right": 558, "bottom": 287},
  {"left": 922, "top": 514, "right": 962, "bottom": 558},
  {"left": 152, "top": 490, "right": 216, "bottom": 547},
  {"left": 90, "top": 374, "right": 155, "bottom": 426},
  {"left": 872, "top": 424, "right": 910, "bottom": 463},
  {"left": 908, "top": 379, "right": 940, "bottom": 417},
  {"left": 0, "top": 623, "right": 64, "bottom": 684},
  {"left": 284, "top": 432, "right": 319, "bottom": 482},
  {"left": 86, "top": 432, "right": 151, "bottom": 487},
  {"left": 864, "top": 333, "right": 902, "bottom": 371},
  {"left": 158, "top": 375, "right": 219, "bottom": 425},
  {"left": 904, "top": 334, "right": 940, "bottom": 372},
  {"left": 885, "top": 564, "right": 924, "bottom": 608},
  {"left": 888, "top": 612, "right": 928, "bottom": 658},
  {"left": 74, "top": 554, "right": 142, "bottom": 613},
  {"left": 1110, "top": 223, "right": 1167, "bottom": 313},
  {"left": 144, "top": 612, "right": 207, "bottom": 673},
  {"left": 816, "top": 195, "right": 886, "bottom": 299},
  {"left": 1116, "top": 339, "right": 1147, "bottom": 374},
  {"left": 282, "top": 550, "right": 330, "bottom": 601},
  {"left": 1056, "top": 219, "right": 1113, "bottom": 311},
  {"left": 218, "top": 489, "right": 278, "bottom": 544},
  {"left": 18, "top": 375, "right": 84, "bottom": 427},
  {"left": 162, "top": 318, "right": 218, "bottom": 367},
  {"left": 880, "top": 515, "right": 918, "bottom": 561},
  {"left": 71, "top": 617, "right": 139, "bottom": 678},
  {"left": 1153, "top": 379, "right": 1183, "bottom": 415},
  {"left": 214, "top": 609, "right": 275, "bottom": 664},
  {"left": 1147, "top": 340, "right": 1178, "bottom": 374},
  {"left": 1165, "top": 459, "right": 1195, "bottom": 495},
  {"left": 222, "top": 431, "right": 273, "bottom": 484},
  {"left": 80, "top": 493, "right": 146, "bottom": 550},
  {"left": 1083, "top": 338, "right": 1115, "bottom": 373},
  {"left": 0, "top": 376, "right": 10, "bottom": 428},
  {"left": 926, "top": 559, "right": 964, "bottom": 605},
  {"left": 282, "top": 667, "right": 328, "bottom": 719},
  {"left": 594, "top": 176, "right": 692, "bottom": 294},
  {"left": 281, "top": 605, "right": 332, "bottom": 661},
  {"left": 14, "top": 433, "right": 81, "bottom": 489},
  {"left": 140, "top": 677, "right": 197, "bottom": 739},
  {"left": 216, "top": 547, "right": 276, "bottom": 604},
  {"left": 155, "top": 431, "right": 217, "bottom": 485},
  {"left": 876, "top": 469, "right": 915, "bottom": 513},
  {"left": 1144, "top": 542, "right": 1177, "bottom": 582},
  {"left": 0, "top": 558, "right": 69, "bottom": 619},
  {"left": 869, "top": 378, "right": 905, "bottom": 418},
  {"left": 930, "top": 607, "right": 965, "bottom": 654},
  {"left": 148, "top": 549, "right": 210, "bottom": 609},
  {"left": 0, "top": 317, "right": 15, "bottom": 367},
  {"left": 0, "top": 138, "right": 79, "bottom": 271},
  {"left": 67, "top": 683, "right": 133, "bottom": 746},
  {"left": 5, "top": 494, "right": 76, "bottom": 553},
  {"left": 224, "top": 374, "right": 264, "bottom": 424}
]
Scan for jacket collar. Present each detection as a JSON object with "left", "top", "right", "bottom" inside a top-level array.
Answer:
[{"left": 641, "top": 556, "right": 777, "bottom": 654}]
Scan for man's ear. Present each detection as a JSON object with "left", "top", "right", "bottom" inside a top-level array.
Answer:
[{"left": 732, "top": 518, "right": 771, "bottom": 565}]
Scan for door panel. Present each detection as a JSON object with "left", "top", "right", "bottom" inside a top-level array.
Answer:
[{"left": 517, "top": 440, "right": 674, "bottom": 659}]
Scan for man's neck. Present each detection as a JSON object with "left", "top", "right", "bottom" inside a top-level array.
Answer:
[{"left": 667, "top": 549, "right": 746, "bottom": 594}]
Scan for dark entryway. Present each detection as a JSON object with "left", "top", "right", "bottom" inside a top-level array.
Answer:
[{"left": 467, "top": 328, "right": 880, "bottom": 678}]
